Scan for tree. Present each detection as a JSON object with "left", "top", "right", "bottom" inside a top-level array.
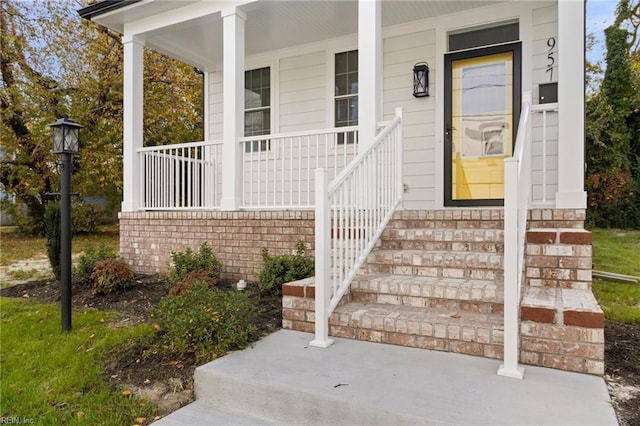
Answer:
[
  {"left": 586, "top": 0, "right": 640, "bottom": 228},
  {"left": 0, "top": 0, "right": 203, "bottom": 234}
]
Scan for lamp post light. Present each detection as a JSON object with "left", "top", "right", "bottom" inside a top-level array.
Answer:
[{"left": 49, "top": 116, "right": 82, "bottom": 332}]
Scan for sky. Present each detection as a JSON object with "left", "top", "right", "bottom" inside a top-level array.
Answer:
[{"left": 586, "top": 0, "right": 619, "bottom": 66}]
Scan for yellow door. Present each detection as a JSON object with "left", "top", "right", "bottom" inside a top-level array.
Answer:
[{"left": 444, "top": 43, "right": 521, "bottom": 206}]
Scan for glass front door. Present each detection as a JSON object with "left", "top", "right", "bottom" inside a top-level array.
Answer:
[{"left": 444, "top": 43, "right": 521, "bottom": 206}]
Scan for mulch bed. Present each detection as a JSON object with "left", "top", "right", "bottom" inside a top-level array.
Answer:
[
  {"left": 1, "top": 278, "right": 638, "bottom": 424},
  {"left": 604, "top": 322, "right": 640, "bottom": 426}
]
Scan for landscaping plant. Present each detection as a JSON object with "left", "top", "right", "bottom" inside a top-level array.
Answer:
[
  {"left": 73, "top": 244, "right": 118, "bottom": 285},
  {"left": 259, "top": 241, "right": 314, "bottom": 295},
  {"left": 155, "top": 280, "right": 259, "bottom": 360},
  {"left": 167, "top": 242, "right": 223, "bottom": 293},
  {"left": 91, "top": 257, "right": 136, "bottom": 295}
]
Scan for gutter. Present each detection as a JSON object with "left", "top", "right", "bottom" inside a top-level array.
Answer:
[{"left": 78, "top": 0, "right": 142, "bottom": 20}]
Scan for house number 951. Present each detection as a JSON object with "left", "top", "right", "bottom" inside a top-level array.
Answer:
[{"left": 546, "top": 37, "right": 556, "bottom": 82}]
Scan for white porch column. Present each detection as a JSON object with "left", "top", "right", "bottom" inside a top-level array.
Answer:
[
  {"left": 220, "top": 7, "right": 246, "bottom": 211},
  {"left": 556, "top": 0, "right": 586, "bottom": 209},
  {"left": 122, "top": 35, "right": 144, "bottom": 212},
  {"left": 358, "top": 0, "right": 382, "bottom": 151}
]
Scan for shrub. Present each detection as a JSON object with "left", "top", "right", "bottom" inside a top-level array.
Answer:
[
  {"left": 73, "top": 244, "right": 118, "bottom": 286},
  {"left": 44, "top": 201, "right": 61, "bottom": 280},
  {"left": 72, "top": 202, "right": 99, "bottom": 234},
  {"left": 168, "top": 242, "right": 222, "bottom": 284},
  {"left": 156, "top": 281, "right": 259, "bottom": 360},
  {"left": 259, "top": 241, "right": 314, "bottom": 295},
  {"left": 90, "top": 257, "right": 136, "bottom": 295},
  {"left": 169, "top": 270, "right": 218, "bottom": 296}
]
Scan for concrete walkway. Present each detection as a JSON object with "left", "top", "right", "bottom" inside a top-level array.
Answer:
[{"left": 156, "top": 329, "right": 618, "bottom": 425}]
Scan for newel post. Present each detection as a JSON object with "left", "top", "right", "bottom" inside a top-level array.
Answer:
[{"left": 310, "top": 168, "right": 334, "bottom": 348}]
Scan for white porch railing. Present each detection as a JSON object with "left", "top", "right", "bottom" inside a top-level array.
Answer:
[
  {"left": 239, "top": 127, "right": 359, "bottom": 209},
  {"left": 531, "top": 103, "right": 559, "bottom": 206},
  {"left": 499, "top": 93, "right": 532, "bottom": 379},
  {"left": 310, "top": 108, "right": 403, "bottom": 348},
  {"left": 139, "top": 141, "right": 223, "bottom": 210}
]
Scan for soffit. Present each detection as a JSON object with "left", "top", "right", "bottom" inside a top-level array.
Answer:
[{"left": 89, "top": 1, "right": 504, "bottom": 70}]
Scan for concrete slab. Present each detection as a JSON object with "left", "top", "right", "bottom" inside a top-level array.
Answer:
[
  {"left": 155, "top": 401, "right": 275, "bottom": 425},
  {"left": 156, "top": 330, "right": 618, "bottom": 425}
]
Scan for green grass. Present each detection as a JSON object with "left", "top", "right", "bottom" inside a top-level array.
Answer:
[
  {"left": 0, "top": 226, "right": 119, "bottom": 266},
  {"left": 0, "top": 297, "right": 156, "bottom": 424},
  {"left": 591, "top": 229, "right": 640, "bottom": 323},
  {"left": 591, "top": 229, "right": 640, "bottom": 277},
  {"left": 592, "top": 281, "right": 640, "bottom": 323}
]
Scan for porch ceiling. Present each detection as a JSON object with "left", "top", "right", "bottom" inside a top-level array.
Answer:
[{"left": 88, "top": 0, "right": 503, "bottom": 70}]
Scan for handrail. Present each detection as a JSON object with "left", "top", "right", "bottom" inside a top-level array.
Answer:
[
  {"left": 329, "top": 115, "right": 401, "bottom": 191},
  {"left": 498, "top": 92, "right": 532, "bottom": 379},
  {"left": 238, "top": 125, "right": 358, "bottom": 142},
  {"left": 310, "top": 108, "right": 403, "bottom": 348},
  {"left": 137, "top": 139, "right": 223, "bottom": 152}
]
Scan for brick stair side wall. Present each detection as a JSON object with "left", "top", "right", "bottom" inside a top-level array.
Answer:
[
  {"left": 521, "top": 208, "right": 604, "bottom": 375},
  {"left": 119, "top": 211, "right": 315, "bottom": 281}
]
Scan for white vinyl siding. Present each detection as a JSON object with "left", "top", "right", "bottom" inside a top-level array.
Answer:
[
  {"left": 383, "top": 29, "right": 437, "bottom": 209},
  {"left": 207, "top": 71, "right": 223, "bottom": 141},
  {"left": 531, "top": 4, "right": 559, "bottom": 205},
  {"left": 279, "top": 51, "right": 326, "bottom": 133},
  {"left": 202, "top": 1, "right": 563, "bottom": 210}
]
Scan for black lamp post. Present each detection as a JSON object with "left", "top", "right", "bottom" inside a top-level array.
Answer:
[{"left": 49, "top": 116, "right": 82, "bottom": 332}]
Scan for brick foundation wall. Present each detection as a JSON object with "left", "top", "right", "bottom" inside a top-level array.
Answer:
[{"left": 119, "top": 211, "right": 315, "bottom": 281}]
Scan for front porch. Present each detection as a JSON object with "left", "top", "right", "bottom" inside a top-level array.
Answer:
[
  {"left": 155, "top": 329, "right": 617, "bottom": 426},
  {"left": 81, "top": 0, "right": 600, "bottom": 381}
]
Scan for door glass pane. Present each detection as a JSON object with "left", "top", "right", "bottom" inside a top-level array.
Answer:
[
  {"left": 451, "top": 52, "right": 513, "bottom": 200},
  {"left": 459, "top": 62, "right": 507, "bottom": 157}
]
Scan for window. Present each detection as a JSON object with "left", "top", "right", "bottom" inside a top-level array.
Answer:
[
  {"left": 245, "top": 67, "right": 271, "bottom": 151},
  {"left": 334, "top": 50, "right": 358, "bottom": 145}
]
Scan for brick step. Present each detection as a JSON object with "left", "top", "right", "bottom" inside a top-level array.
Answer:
[
  {"left": 365, "top": 249, "right": 504, "bottom": 280},
  {"left": 520, "top": 286, "right": 604, "bottom": 328},
  {"left": 389, "top": 208, "right": 504, "bottom": 223},
  {"left": 351, "top": 274, "right": 503, "bottom": 314},
  {"left": 379, "top": 238, "right": 504, "bottom": 252},
  {"left": 329, "top": 302, "right": 504, "bottom": 359}
]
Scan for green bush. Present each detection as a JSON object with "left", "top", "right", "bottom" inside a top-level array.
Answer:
[
  {"left": 168, "top": 270, "right": 218, "bottom": 296},
  {"left": 259, "top": 241, "right": 314, "bottom": 295},
  {"left": 91, "top": 257, "right": 135, "bottom": 295},
  {"left": 44, "top": 201, "right": 61, "bottom": 280},
  {"left": 72, "top": 202, "right": 99, "bottom": 234},
  {"left": 73, "top": 244, "right": 118, "bottom": 285},
  {"left": 155, "top": 281, "right": 259, "bottom": 360},
  {"left": 168, "top": 242, "right": 223, "bottom": 284}
]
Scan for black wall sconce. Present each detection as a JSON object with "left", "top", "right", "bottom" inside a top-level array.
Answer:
[{"left": 413, "top": 62, "right": 429, "bottom": 97}]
